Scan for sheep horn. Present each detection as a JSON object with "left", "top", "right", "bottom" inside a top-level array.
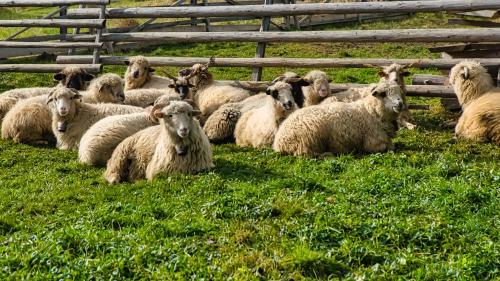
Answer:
[
  {"left": 362, "top": 63, "right": 383, "bottom": 69},
  {"left": 271, "top": 75, "right": 286, "bottom": 84},
  {"left": 160, "top": 71, "right": 178, "bottom": 82}
]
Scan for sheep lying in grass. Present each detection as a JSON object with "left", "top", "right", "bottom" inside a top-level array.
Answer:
[
  {"left": 79, "top": 94, "right": 185, "bottom": 166},
  {"left": 123, "top": 71, "right": 194, "bottom": 107},
  {"left": 235, "top": 82, "right": 297, "bottom": 148},
  {"left": 104, "top": 100, "right": 213, "bottom": 183},
  {"left": 302, "top": 70, "right": 331, "bottom": 107},
  {"left": 0, "top": 66, "right": 94, "bottom": 121},
  {"left": 449, "top": 60, "right": 500, "bottom": 145},
  {"left": 1, "top": 74, "right": 127, "bottom": 146},
  {"left": 49, "top": 87, "right": 143, "bottom": 150},
  {"left": 185, "top": 60, "right": 250, "bottom": 124},
  {"left": 124, "top": 56, "right": 172, "bottom": 90},
  {"left": 322, "top": 63, "right": 416, "bottom": 130},
  {"left": 202, "top": 72, "right": 309, "bottom": 143},
  {"left": 273, "top": 80, "right": 404, "bottom": 156}
]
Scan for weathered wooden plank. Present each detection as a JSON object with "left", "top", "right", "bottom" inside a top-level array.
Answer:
[
  {"left": 442, "top": 49, "right": 500, "bottom": 59},
  {"left": 66, "top": 29, "right": 500, "bottom": 43},
  {"left": 0, "top": 64, "right": 102, "bottom": 73},
  {"left": 0, "top": 41, "right": 103, "bottom": 48},
  {"left": 0, "top": 0, "right": 109, "bottom": 7},
  {"left": 56, "top": 56, "right": 500, "bottom": 70},
  {"left": 0, "top": 19, "right": 105, "bottom": 28},
  {"left": 412, "top": 74, "right": 448, "bottom": 85},
  {"left": 441, "top": 98, "right": 461, "bottom": 111},
  {"left": 64, "top": 1, "right": 500, "bottom": 19},
  {"left": 429, "top": 43, "right": 500, "bottom": 53},
  {"left": 457, "top": 10, "right": 499, "bottom": 19}
]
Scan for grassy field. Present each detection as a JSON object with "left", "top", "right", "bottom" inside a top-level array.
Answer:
[{"left": 1, "top": 3, "right": 500, "bottom": 280}]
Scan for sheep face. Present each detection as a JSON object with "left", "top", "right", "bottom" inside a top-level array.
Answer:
[
  {"left": 266, "top": 82, "right": 295, "bottom": 111},
  {"left": 379, "top": 64, "right": 410, "bottom": 86},
  {"left": 449, "top": 60, "right": 494, "bottom": 106},
  {"left": 312, "top": 78, "right": 331, "bottom": 98},
  {"left": 53, "top": 67, "right": 94, "bottom": 90},
  {"left": 125, "top": 56, "right": 155, "bottom": 85},
  {"left": 168, "top": 76, "right": 194, "bottom": 99},
  {"left": 97, "top": 79, "right": 125, "bottom": 103},
  {"left": 153, "top": 101, "right": 200, "bottom": 138},
  {"left": 371, "top": 82, "right": 404, "bottom": 114},
  {"left": 48, "top": 88, "right": 81, "bottom": 117},
  {"left": 273, "top": 72, "right": 310, "bottom": 108}
]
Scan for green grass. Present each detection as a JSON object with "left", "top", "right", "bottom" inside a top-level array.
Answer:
[{"left": 1, "top": 6, "right": 500, "bottom": 280}]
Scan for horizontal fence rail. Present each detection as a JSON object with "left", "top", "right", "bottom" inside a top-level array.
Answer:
[
  {"left": 64, "top": 0, "right": 500, "bottom": 19},
  {"left": 65, "top": 29, "right": 500, "bottom": 43},
  {"left": 0, "top": 19, "right": 105, "bottom": 28},
  {"left": 0, "top": 0, "right": 109, "bottom": 7},
  {"left": 0, "top": 42, "right": 103, "bottom": 49},
  {"left": 56, "top": 56, "right": 500, "bottom": 70},
  {"left": 0, "top": 64, "right": 102, "bottom": 73}
]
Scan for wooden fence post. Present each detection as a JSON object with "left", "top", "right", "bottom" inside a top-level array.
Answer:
[
  {"left": 191, "top": 0, "right": 198, "bottom": 26},
  {"left": 59, "top": 6, "right": 68, "bottom": 41},
  {"left": 92, "top": 3, "right": 106, "bottom": 64},
  {"left": 252, "top": 0, "right": 272, "bottom": 81}
]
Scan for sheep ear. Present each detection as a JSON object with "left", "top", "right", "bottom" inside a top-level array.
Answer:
[
  {"left": 83, "top": 72, "right": 95, "bottom": 81},
  {"left": 192, "top": 110, "right": 201, "bottom": 117},
  {"left": 150, "top": 103, "right": 168, "bottom": 121},
  {"left": 74, "top": 93, "right": 83, "bottom": 101},
  {"left": 168, "top": 84, "right": 176, "bottom": 88},
  {"left": 148, "top": 67, "right": 155, "bottom": 73},
  {"left": 188, "top": 83, "right": 195, "bottom": 88},
  {"left": 266, "top": 88, "right": 273, "bottom": 95},
  {"left": 124, "top": 60, "right": 130, "bottom": 66},
  {"left": 327, "top": 78, "right": 333, "bottom": 83},
  {"left": 402, "top": 71, "right": 411, "bottom": 77},
  {"left": 378, "top": 71, "right": 388, "bottom": 78},
  {"left": 54, "top": 73, "right": 66, "bottom": 81},
  {"left": 154, "top": 110, "right": 165, "bottom": 119}
]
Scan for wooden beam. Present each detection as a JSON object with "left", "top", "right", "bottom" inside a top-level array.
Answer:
[
  {"left": 412, "top": 74, "right": 448, "bottom": 86},
  {"left": 56, "top": 55, "right": 500, "bottom": 70},
  {"left": 0, "top": 19, "right": 105, "bottom": 28},
  {"left": 0, "top": 0, "right": 109, "bottom": 7},
  {"left": 64, "top": 0, "right": 500, "bottom": 19},
  {"left": 0, "top": 64, "right": 102, "bottom": 73},
  {"left": 429, "top": 43, "right": 500, "bottom": 53},
  {"left": 0, "top": 41, "right": 103, "bottom": 48},
  {"left": 66, "top": 29, "right": 500, "bottom": 43}
]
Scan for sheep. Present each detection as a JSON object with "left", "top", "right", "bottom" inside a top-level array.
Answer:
[
  {"left": 123, "top": 71, "right": 194, "bottom": 107},
  {"left": 48, "top": 87, "right": 144, "bottom": 150},
  {"left": 184, "top": 60, "right": 250, "bottom": 124},
  {"left": 1, "top": 74, "right": 126, "bottom": 146},
  {"left": 202, "top": 72, "right": 309, "bottom": 143},
  {"left": 0, "top": 66, "right": 94, "bottom": 121},
  {"left": 78, "top": 93, "right": 186, "bottom": 166},
  {"left": 104, "top": 100, "right": 213, "bottom": 183},
  {"left": 449, "top": 60, "right": 500, "bottom": 145},
  {"left": 273, "top": 80, "right": 404, "bottom": 157},
  {"left": 124, "top": 56, "right": 172, "bottom": 90},
  {"left": 301, "top": 70, "right": 332, "bottom": 107},
  {"left": 234, "top": 82, "right": 297, "bottom": 148}
]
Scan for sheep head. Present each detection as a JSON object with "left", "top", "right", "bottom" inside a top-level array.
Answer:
[
  {"left": 179, "top": 57, "right": 215, "bottom": 88},
  {"left": 162, "top": 71, "right": 195, "bottom": 100},
  {"left": 47, "top": 87, "right": 82, "bottom": 132},
  {"left": 124, "top": 56, "right": 155, "bottom": 89},
  {"left": 152, "top": 101, "right": 201, "bottom": 155},
  {"left": 89, "top": 73, "right": 125, "bottom": 104},
  {"left": 266, "top": 81, "right": 296, "bottom": 112},
  {"left": 449, "top": 60, "right": 494, "bottom": 106},
  {"left": 370, "top": 80, "right": 404, "bottom": 116},
  {"left": 272, "top": 72, "right": 310, "bottom": 108},
  {"left": 376, "top": 63, "right": 411, "bottom": 86},
  {"left": 53, "top": 66, "right": 94, "bottom": 90},
  {"left": 303, "top": 70, "right": 332, "bottom": 98}
]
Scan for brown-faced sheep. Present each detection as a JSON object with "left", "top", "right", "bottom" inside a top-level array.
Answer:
[
  {"left": 0, "top": 66, "right": 94, "bottom": 121},
  {"left": 124, "top": 56, "right": 172, "bottom": 90},
  {"left": 449, "top": 60, "right": 500, "bottom": 145},
  {"left": 234, "top": 82, "right": 297, "bottom": 148},
  {"left": 273, "top": 80, "right": 404, "bottom": 156},
  {"left": 49, "top": 88, "right": 143, "bottom": 150},
  {"left": 104, "top": 100, "right": 213, "bottom": 183},
  {"left": 302, "top": 70, "right": 332, "bottom": 107}
]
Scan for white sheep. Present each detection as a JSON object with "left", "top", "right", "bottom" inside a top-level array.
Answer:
[
  {"left": 0, "top": 66, "right": 94, "bottom": 121},
  {"left": 302, "top": 70, "right": 332, "bottom": 107},
  {"left": 202, "top": 72, "right": 309, "bottom": 143},
  {"left": 49, "top": 87, "right": 144, "bottom": 150},
  {"left": 104, "top": 100, "right": 213, "bottom": 183},
  {"left": 124, "top": 56, "right": 172, "bottom": 90},
  {"left": 1, "top": 73, "right": 126, "bottom": 146},
  {"left": 234, "top": 82, "right": 297, "bottom": 148},
  {"left": 449, "top": 60, "right": 500, "bottom": 145},
  {"left": 273, "top": 80, "right": 404, "bottom": 156},
  {"left": 184, "top": 60, "right": 250, "bottom": 124}
]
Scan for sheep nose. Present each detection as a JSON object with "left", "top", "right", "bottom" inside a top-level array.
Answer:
[
  {"left": 133, "top": 70, "right": 140, "bottom": 78},
  {"left": 178, "top": 127, "right": 189, "bottom": 137},
  {"left": 284, "top": 101, "right": 293, "bottom": 109}
]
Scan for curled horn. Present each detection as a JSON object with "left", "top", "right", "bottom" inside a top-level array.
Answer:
[
  {"left": 271, "top": 75, "right": 286, "bottom": 84},
  {"left": 204, "top": 56, "right": 215, "bottom": 69},
  {"left": 160, "top": 70, "right": 178, "bottom": 82}
]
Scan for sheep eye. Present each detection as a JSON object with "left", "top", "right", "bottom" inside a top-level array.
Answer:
[
  {"left": 167, "top": 114, "right": 173, "bottom": 118},
  {"left": 379, "top": 91, "right": 387, "bottom": 98}
]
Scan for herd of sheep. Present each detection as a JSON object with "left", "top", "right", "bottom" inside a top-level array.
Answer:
[{"left": 0, "top": 57, "right": 498, "bottom": 183}]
